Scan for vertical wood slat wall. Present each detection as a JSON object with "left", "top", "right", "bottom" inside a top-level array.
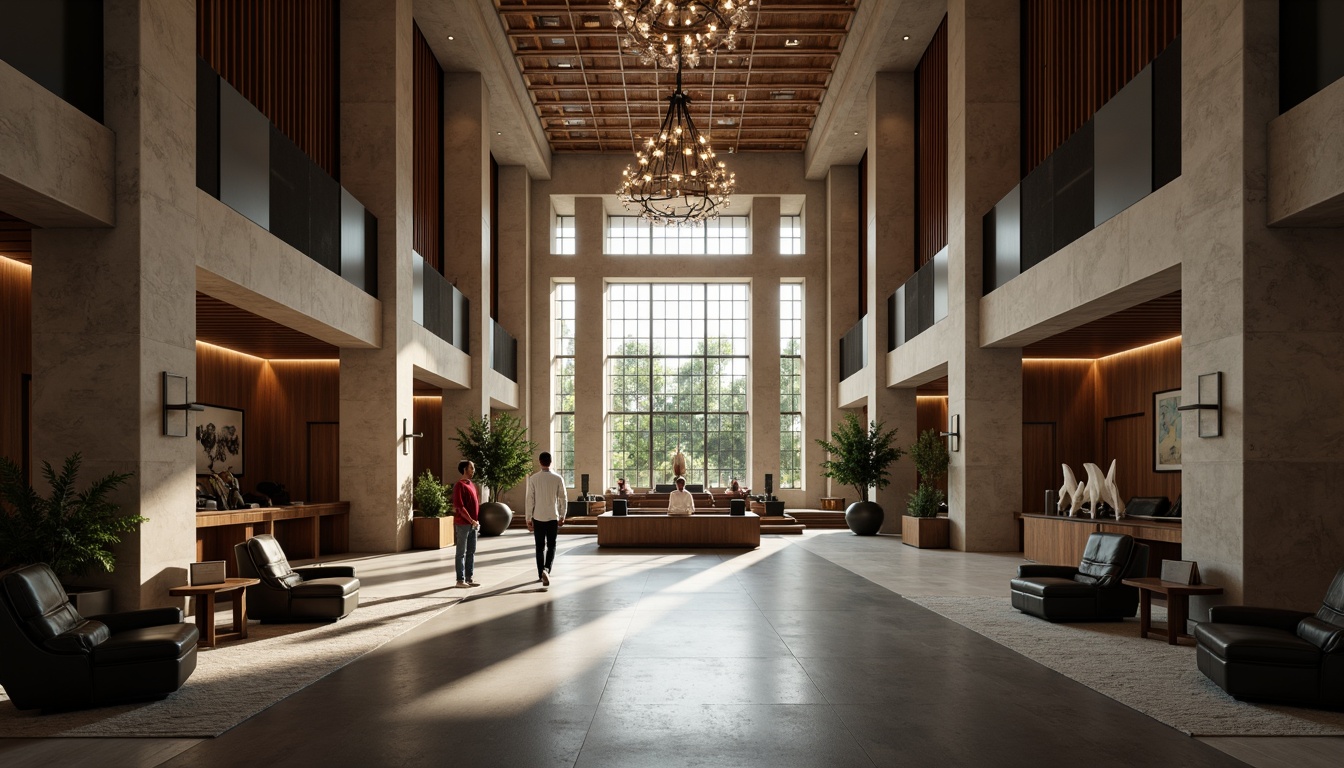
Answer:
[
  {"left": 915, "top": 16, "right": 948, "bottom": 268},
  {"left": 0, "top": 259, "right": 32, "bottom": 474},
  {"left": 1022, "top": 0, "right": 1181, "bottom": 174},
  {"left": 413, "top": 24, "right": 444, "bottom": 274},
  {"left": 197, "top": 0, "right": 340, "bottom": 178}
]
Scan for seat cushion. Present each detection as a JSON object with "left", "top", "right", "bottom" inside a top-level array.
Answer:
[
  {"left": 1011, "top": 576, "right": 1098, "bottom": 598},
  {"left": 1195, "top": 623, "right": 1321, "bottom": 667},
  {"left": 92, "top": 623, "right": 198, "bottom": 665},
  {"left": 291, "top": 577, "right": 360, "bottom": 600}
]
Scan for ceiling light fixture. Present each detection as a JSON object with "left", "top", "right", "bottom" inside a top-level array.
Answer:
[
  {"left": 903, "top": 35, "right": 910, "bottom": 41},
  {"left": 784, "top": 38, "right": 800, "bottom": 47},
  {"left": 610, "top": 0, "right": 756, "bottom": 69},
  {"left": 618, "top": 59, "right": 735, "bottom": 226}
]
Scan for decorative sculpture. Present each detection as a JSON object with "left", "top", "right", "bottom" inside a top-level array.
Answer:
[
  {"left": 1083, "top": 460, "right": 1126, "bottom": 519},
  {"left": 1069, "top": 479, "right": 1090, "bottom": 517},
  {"left": 1057, "top": 465, "right": 1080, "bottom": 514}
]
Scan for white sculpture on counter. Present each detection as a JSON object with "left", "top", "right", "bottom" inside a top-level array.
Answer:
[
  {"left": 1058, "top": 464, "right": 1081, "bottom": 515},
  {"left": 1069, "top": 479, "right": 1090, "bottom": 517},
  {"left": 1083, "top": 460, "right": 1126, "bottom": 519}
]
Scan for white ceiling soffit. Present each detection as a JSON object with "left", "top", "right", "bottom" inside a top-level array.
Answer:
[
  {"left": 804, "top": 0, "right": 947, "bottom": 180},
  {"left": 416, "top": 0, "right": 554, "bottom": 179}
]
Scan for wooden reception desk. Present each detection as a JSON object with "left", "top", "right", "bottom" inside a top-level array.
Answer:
[
  {"left": 196, "top": 502, "right": 350, "bottom": 575},
  {"left": 1021, "top": 513, "right": 1180, "bottom": 576},
  {"left": 596, "top": 512, "right": 761, "bottom": 548}
]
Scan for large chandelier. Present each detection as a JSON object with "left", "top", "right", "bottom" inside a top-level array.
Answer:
[
  {"left": 618, "top": 65, "right": 736, "bottom": 226},
  {"left": 610, "top": 0, "right": 756, "bottom": 69}
]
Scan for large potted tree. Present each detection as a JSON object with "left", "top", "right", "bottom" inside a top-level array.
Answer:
[
  {"left": 904, "top": 429, "right": 951, "bottom": 548},
  {"left": 815, "top": 412, "right": 903, "bottom": 535},
  {"left": 0, "top": 454, "right": 143, "bottom": 614},
  {"left": 453, "top": 413, "right": 535, "bottom": 537},
  {"left": 411, "top": 469, "right": 455, "bottom": 549}
]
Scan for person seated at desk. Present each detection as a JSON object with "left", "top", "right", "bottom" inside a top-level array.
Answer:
[
  {"left": 613, "top": 477, "right": 631, "bottom": 498},
  {"left": 724, "top": 478, "right": 750, "bottom": 498},
  {"left": 668, "top": 476, "right": 695, "bottom": 516}
]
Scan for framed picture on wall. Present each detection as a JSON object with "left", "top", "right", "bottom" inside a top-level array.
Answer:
[
  {"left": 196, "top": 404, "right": 244, "bottom": 476},
  {"left": 1152, "top": 388, "right": 1181, "bottom": 472}
]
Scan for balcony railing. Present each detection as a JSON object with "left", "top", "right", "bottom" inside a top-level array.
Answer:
[
  {"left": 491, "top": 320, "right": 518, "bottom": 383},
  {"left": 413, "top": 253, "right": 469, "bottom": 352},
  {"left": 839, "top": 316, "right": 866, "bottom": 382},
  {"left": 888, "top": 247, "right": 948, "bottom": 350},
  {"left": 983, "top": 37, "right": 1180, "bottom": 295},
  {"left": 196, "top": 59, "right": 377, "bottom": 297},
  {"left": 0, "top": 2, "right": 103, "bottom": 121}
]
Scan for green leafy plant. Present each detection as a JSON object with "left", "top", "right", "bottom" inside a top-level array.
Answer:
[
  {"left": 453, "top": 413, "right": 536, "bottom": 503},
  {"left": 413, "top": 469, "right": 450, "bottom": 518},
  {"left": 906, "top": 428, "right": 951, "bottom": 518},
  {"left": 814, "top": 413, "right": 903, "bottom": 503},
  {"left": 0, "top": 454, "right": 144, "bottom": 578}
]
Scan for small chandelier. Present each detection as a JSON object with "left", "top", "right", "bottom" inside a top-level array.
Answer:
[
  {"left": 610, "top": 0, "right": 755, "bottom": 69},
  {"left": 618, "top": 65, "right": 736, "bottom": 226}
]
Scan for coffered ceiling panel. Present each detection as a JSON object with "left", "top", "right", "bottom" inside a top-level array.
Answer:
[
  {"left": 1023, "top": 292, "right": 1182, "bottom": 359},
  {"left": 196, "top": 293, "right": 339, "bottom": 360},
  {"left": 494, "top": 0, "right": 858, "bottom": 153}
]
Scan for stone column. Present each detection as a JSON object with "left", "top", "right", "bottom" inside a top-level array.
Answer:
[
  {"left": 338, "top": 0, "right": 415, "bottom": 552},
  {"left": 866, "top": 73, "right": 919, "bottom": 529},
  {"left": 825, "top": 166, "right": 859, "bottom": 500},
  {"left": 945, "top": 0, "right": 1022, "bottom": 551},
  {"left": 439, "top": 72, "right": 496, "bottom": 496},
  {"left": 497, "top": 165, "right": 530, "bottom": 418},
  {"left": 571, "top": 197, "right": 606, "bottom": 491},
  {"left": 750, "top": 197, "right": 782, "bottom": 493},
  {"left": 1182, "top": 0, "right": 1344, "bottom": 610},
  {"left": 30, "top": 0, "right": 198, "bottom": 608}
]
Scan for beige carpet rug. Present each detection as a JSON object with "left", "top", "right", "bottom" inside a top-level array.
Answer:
[
  {"left": 0, "top": 593, "right": 458, "bottom": 738},
  {"left": 908, "top": 596, "right": 1344, "bottom": 737}
]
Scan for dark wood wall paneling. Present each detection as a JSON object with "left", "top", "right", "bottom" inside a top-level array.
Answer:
[
  {"left": 195, "top": 343, "right": 340, "bottom": 503},
  {"left": 413, "top": 396, "right": 444, "bottom": 484},
  {"left": 1022, "top": 0, "right": 1180, "bottom": 173},
  {"left": 413, "top": 24, "right": 444, "bottom": 273},
  {"left": 915, "top": 16, "right": 948, "bottom": 267},
  {"left": 0, "top": 213, "right": 34, "bottom": 262},
  {"left": 916, "top": 395, "right": 949, "bottom": 495},
  {"left": 0, "top": 258, "right": 32, "bottom": 475},
  {"left": 1021, "top": 337, "right": 1181, "bottom": 517},
  {"left": 197, "top": 0, "right": 340, "bottom": 178}
]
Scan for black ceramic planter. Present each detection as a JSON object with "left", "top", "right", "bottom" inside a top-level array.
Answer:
[
  {"left": 478, "top": 501, "right": 513, "bottom": 537},
  {"left": 845, "top": 500, "right": 884, "bottom": 536}
]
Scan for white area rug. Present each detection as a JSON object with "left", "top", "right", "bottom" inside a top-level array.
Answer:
[
  {"left": 908, "top": 596, "right": 1344, "bottom": 737},
  {"left": 0, "top": 594, "right": 457, "bottom": 738}
]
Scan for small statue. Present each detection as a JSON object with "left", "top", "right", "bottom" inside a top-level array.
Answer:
[
  {"left": 1058, "top": 465, "right": 1080, "bottom": 514},
  {"left": 1084, "top": 460, "right": 1126, "bottom": 519},
  {"left": 1069, "top": 479, "right": 1090, "bottom": 517}
]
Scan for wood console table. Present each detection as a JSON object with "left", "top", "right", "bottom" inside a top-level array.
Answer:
[
  {"left": 1021, "top": 514, "right": 1181, "bottom": 577},
  {"left": 169, "top": 577, "right": 259, "bottom": 647},
  {"left": 196, "top": 502, "right": 350, "bottom": 576},
  {"left": 596, "top": 512, "right": 760, "bottom": 548},
  {"left": 1123, "top": 577, "right": 1224, "bottom": 645}
]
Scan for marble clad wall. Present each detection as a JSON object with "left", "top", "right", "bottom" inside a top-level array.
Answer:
[{"left": 1267, "top": 75, "right": 1344, "bottom": 226}]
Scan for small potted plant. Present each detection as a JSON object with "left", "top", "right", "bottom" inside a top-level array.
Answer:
[
  {"left": 904, "top": 429, "right": 951, "bottom": 548},
  {"left": 453, "top": 413, "right": 536, "bottom": 537},
  {"left": 0, "top": 453, "right": 143, "bottom": 614},
  {"left": 815, "top": 412, "right": 903, "bottom": 535},
  {"left": 411, "top": 469, "right": 455, "bottom": 550}
]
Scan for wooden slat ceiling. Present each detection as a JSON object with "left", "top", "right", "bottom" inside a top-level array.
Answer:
[
  {"left": 0, "top": 211, "right": 33, "bottom": 263},
  {"left": 494, "top": 0, "right": 857, "bottom": 153},
  {"left": 196, "top": 293, "right": 339, "bottom": 359},
  {"left": 1024, "top": 292, "right": 1182, "bottom": 359}
]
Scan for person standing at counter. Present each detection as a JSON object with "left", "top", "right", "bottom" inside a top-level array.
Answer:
[{"left": 668, "top": 476, "right": 695, "bottom": 516}]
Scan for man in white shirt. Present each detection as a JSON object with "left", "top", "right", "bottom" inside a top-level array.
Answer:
[
  {"left": 525, "top": 451, "right": 568, "bottom": 586},
  {"left": 667, "top": 476, "right": 695, "bottom": 516}
]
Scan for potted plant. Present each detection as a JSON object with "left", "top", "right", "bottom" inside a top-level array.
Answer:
[
  {"left": 0, "top": 454, "right": 143, "bottom": 614},
  {"left": 904, "top": 429, "right": 951, "bottom": 548},
  {"left": 411, "top": 469, "right": 455, "bottom": 550},
  {"left": 453, "top": 413, "right": 535, "bottom": 537},
  {"left": 815, "top": 412, "right": 903, "bottom": 535}
]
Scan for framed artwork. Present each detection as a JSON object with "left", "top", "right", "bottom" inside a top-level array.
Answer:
[
  {"left": 1153, "top": 388, "right": 1182, "bottom": 472},
  {"left": 196, "top": 404, "right": 244, "bottom": 476}
]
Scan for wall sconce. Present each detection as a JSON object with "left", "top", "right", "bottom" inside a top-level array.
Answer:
[
  {"left": 401, "top": 418, "right": 423, "bottom": 455},
  {"left": 162, "top": 372, "right": 205, "bottom": 437},
  {"left": 940, "top": 414, "right": 961, "bottom": 452},
  {"left": 1176, "top": 372, "right": 1222, "bottom": 437}
]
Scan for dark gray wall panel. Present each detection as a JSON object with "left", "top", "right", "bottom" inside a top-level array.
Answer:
[
  {"left": 309, "top": 161, "right": 341, "bottom": 274},
  {"left": 985, "top": 185, "right": 1020, "bottom": 293},
  {"left": 219, "top": 82, "right": 270, "bottom": 230},
  {"left": 932, "top": 247, "right": 948, "bottom": 322},
  {"left": 412, "top": 252, "right": 425, "bottom": 325},
  {"left": 904, "top": 269, "right": 921, "bottom": 341},
  {"left": 1021, "top": 159, "right": 1053, "bottom": 271},
  {"left": 1152, "top": 38, "right": 1182, "bottom": 190},
  {"left": 1051, "top": 121, "right": 1094, "bottom": 253},
  {"left": 917, "top": 259, "right": 934, "bottom": 333},
  {"left": 196, "top": 60, "right": 220, "bottom": 197},
  {"left": 1094, "top": 67, "right": 1152, "bottom": 226},
  {"left": 0, "top": 0, "right": 103, "bottom": 121},
  {"left": 339, "top": 189, "right": 366, "bottom": 294},
  {"left": 363, "top": 210, "right": 379, "bottom": 298},
  {"left": 269, "top": 126, "right": 310, "bottom": 256}
]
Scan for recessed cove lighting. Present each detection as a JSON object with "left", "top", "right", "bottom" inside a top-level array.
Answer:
[{"left": 784, "top": 38, "right": 801, "bottom": 47}]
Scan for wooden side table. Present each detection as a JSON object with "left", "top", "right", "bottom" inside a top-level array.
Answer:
[
  {"left": 1122, "top": 577, "right": 1223, "bottom": 645},
  {"left": 169, "top": 578, "right": 260, "bottom": 647}
]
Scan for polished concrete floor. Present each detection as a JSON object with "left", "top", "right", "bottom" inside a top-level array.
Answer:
[{"left": 3, "top": 531, "right": 1342, "bottom": 767}]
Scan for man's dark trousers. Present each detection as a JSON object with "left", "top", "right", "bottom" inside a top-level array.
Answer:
[{"left": 534, "top": 519, "right": 559, "bottom": 577}]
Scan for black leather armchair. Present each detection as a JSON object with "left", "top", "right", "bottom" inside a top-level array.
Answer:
[
  {"left": 1010, "top": 533, "right": 1150, "bottom": 621},
  {"left": 0, "top": 564, "right": 198, "bottom": 710},
  {"left": 234, "top": 535, "right": 359, "bottom": 622},
  {"left": 1195, "top": 567, "right": 1344, "bottom": 708}
]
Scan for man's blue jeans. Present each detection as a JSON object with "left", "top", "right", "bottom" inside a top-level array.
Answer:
[{"left": 455, "top": 524, "right": 477, "bottom": 582}]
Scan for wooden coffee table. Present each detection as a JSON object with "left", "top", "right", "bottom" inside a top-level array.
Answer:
[
  {"left": 1122, "top": 577, "right": 1224, "bottom": 645},
  {"left": 169, "top": 578, "right": 260, "bottom": 647}
]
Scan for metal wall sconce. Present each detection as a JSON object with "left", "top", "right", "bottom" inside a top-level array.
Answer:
[
  {"left": 401, "top": 418, "right": 423, "bottom": 455},
  {"left": 1177, "top": 372, "right": 1222, "bottom": 437},
  {"left": 162, "top": 372, "right": 204, "bottom": 437},
  {"left": 940, "top": 414, "right": 961, "bottom": 452}
]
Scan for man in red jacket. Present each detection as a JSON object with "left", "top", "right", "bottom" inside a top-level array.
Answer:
[{"left": 451, "top": 460, "right": 481, "bottom": 588}]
